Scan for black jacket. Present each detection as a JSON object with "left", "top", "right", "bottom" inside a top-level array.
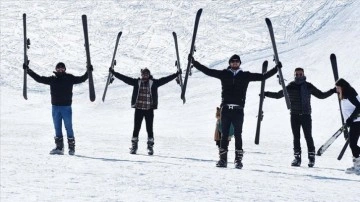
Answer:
[
  {"left": 266, "top": 81, "right": 335, "bottom": 114},
  {"left": 192, "top": 60, "right": 278, "bottom": 107},
  {"left": 112, "top": 71, "right": 177, "bottom": 109},
  {"left": 28, "top": 69, "right": 88, "bottom": 106}
]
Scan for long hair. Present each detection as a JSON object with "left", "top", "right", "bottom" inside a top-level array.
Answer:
[{"left": 335, "top": 78, "right": 358, "bottom": 100}]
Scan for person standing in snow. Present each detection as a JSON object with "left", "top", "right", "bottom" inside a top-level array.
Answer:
[
  {"left": 189, "top": 54, "right": 279, "bottom": 169},
  {"left": 24, "top": 62, "right": 90, "bottom": 155},
  {"left": 335, "top": 78, "right": 360, "bottom": 174},
  {"left": 110, "top": 67, "right": 179, "bottom": 155},
  {"left": 264, "top": 67, "right": 336, "bottom": 167}
]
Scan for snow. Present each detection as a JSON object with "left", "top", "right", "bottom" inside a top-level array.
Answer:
[{"left": 1, "top": 0, "right": 360, "bottom": 201}]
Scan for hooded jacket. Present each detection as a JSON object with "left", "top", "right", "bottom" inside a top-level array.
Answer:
[
  {"left": 27, "top": 69, "right": 88, "bottom": 106},
  {"left": 192, "top": 60, "right": 278, "bottom": 108},
  {"left": 112, "top": 71, "right": 177, "bottom": 109}
]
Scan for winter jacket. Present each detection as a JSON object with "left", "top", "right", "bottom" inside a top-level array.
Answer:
[
  {"left": 192, "top": 60, "right": 278, "bottom": 107},
  {"left": 266, "top": 81, "right": 335, "bottom": 115},
  {"left": 27, "top": 69, "right": 88, "bottom": 106},
  {"left": 112, "top": 72, "right": 177, "bottom": 109},
  {"left": 341, "top": 95, "right": 360, "bottom": 123}
]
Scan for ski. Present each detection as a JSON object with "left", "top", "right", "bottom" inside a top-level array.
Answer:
[
  {"left": 316, "top": 125, "right": 346, "bottom": 156},
  {"left": 82, "top": 15, "right": 96, "bottom": 102},
  {"left": 337, "top": 139, "right": 349, "bottom": 160},
  {"left": 330, "top": 53, "right": 349, "bottom": 152},
  {"left": 23, "top": 13, "right": 30, "bottom": 100},
  {"left": 172, "top": 32, "right": 183, "bottom": 89},
  {"left": 102, "top": 31, "right": 122, "bottom": 102},
  {"left": 265, "top": 18, "right": 291, "bottom": 109},
  {"left": 255, "top": 60, "right": 268, "bottom": 145},
  {"left": 181, "top": 8, "right": 202, "bottom": 104}
]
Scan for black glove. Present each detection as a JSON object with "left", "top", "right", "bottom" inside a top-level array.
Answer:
[
  {"left": 331, "top": 87, "right": 337, "bottom": 94},
  {"left": 276, "top": 62, "right": 282, "bottom": 69},
  {"left": 87, "top": 65, "right": 93, "bottom": 71},
  {"left": 109, "top": 67, "right": 115, "bottom": 74},
  {"left": 23, "top": 63, "right": 29, "bottom": 70},
  {"left": 346, "top": 117, "right": 353, "bottom": 126},
  {"left": 188, "top": 54, "right": 194, "bottom": 63},
  {"left": 263, "top": 92, "right": 270, "bottom": 97},
  {"left": 344, "top": 131, "right": 349, "bottom": 140}
]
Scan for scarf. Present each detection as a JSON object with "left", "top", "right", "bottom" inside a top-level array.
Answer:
[{"left": 295, "top": 76, "right": 310, "bottom": 113}]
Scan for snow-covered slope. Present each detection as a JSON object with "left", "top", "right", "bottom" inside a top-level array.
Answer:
[{"left": 1, "top": 0, "right": 359, "bottom": 201}]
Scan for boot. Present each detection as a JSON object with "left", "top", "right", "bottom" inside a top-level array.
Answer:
[
  {"left": 216, "top": 148, "right": 227, "bottom": 168},
  {"left": 355, "top": 157, "right": 360, "bottom": 175},
  {"left": 50, "top": 137, "right": 64, "bottom": 155},
  {"left": 308, "top": 151, "right": 315, "bottom": 167},
  {"left": 68, "top": 138, "right": 75, "bottom": 155},
  {"left": 345, "top": 157, "right": 356, "bottom": 174},
  {"left": 234, "top": 149, "right": 244, "bottom": 169},
  {"left": 147, "top": 138, "right": 154, "bottom": 155},
  {"left": 129, "top": 137, "right": 138, "bottom": 154},
  {"left": 291, "top": 151, "right": 301, "bottom": 167}
]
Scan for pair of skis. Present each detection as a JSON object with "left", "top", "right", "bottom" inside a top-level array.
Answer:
[
  {"left": 254, "top": 18, "right": 290, "bottom": 144},
  {"left": 23, "top": 14, "right": 96, "bottom": 102},
  {"left": 317, "top": 54, "right": 349, "bottom": 160}
]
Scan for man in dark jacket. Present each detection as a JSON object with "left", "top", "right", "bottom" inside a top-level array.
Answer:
[
  {"left": 264, "top": 67, "right": 336, "bottom": 167},
  {"left": 24, "top": 62, "right": 90, "bottom": 155},
  {"left": 110, "top": 67, "right": 179, "bottom": 155},
  {"left": 190, "top": 54, "right": 279, "bottom": 169}
]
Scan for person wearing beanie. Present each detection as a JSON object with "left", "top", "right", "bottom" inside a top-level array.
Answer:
[
  {"left": 335, "top": 78, "right": 360, "bottom": 174},
  {"left": 264, "top": 67, "right": 336, "bottom": 167},
  {"left": 189, "top": 54, "right": 279, "bottom": 169},
  {"left": 110, "top": 67, "right": 180, "bottom": 155},
  {"left": 23, "top": 62, "right": 92, "bottom": 155}
]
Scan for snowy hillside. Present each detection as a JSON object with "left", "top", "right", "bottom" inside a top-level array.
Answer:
[{"left": 1, "top": 0, "right": 360, "bottom": 201}]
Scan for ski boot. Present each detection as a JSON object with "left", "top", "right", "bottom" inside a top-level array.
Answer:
[
  {"left": 291, "top": 151, "right": 301, "bottom": 167},
  {"left": 234, "top": 149, "right": 244, "bottom": 169},
  {"left": 50, "top": 137, "right": 64, "bottom": 155},
  {"left": 68, "top": 138, "right": 75, "bottom": 155},
  {"left": 129, "top": 137, "right": 138, "bottom": 154},
  {"left": 308, "top": 151, "right": 315, "bottom": 167},
  {"left": 216, "top": 148, "right": 227, "bottom": 168},
  {"left": 147, "top": 138, "right": 154, "bottom": 155}
]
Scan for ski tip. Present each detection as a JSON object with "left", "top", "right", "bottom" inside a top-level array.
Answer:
[
  {"left": 330, "top": 53, "right": 336, "bottom": 58},
  {"left": 118, "top": 31, "right": 122, "bottom": 36},
  {"left": 23, "top": 13, "right": 26, "bottom": 17},
  {"left": 263, "top": 60, "right": 268, "bottom": 66},
  {"left": 172, "top": 31, "right": 176, "bottom": 36},
  {"left": 82, "top": 14, "right": 87, "bottom": 19},
  {"left": 265, "top": 18, "right": 271, "bottom": 24},
  {"left": 198, "top": 8, "right": 203, "bottom": 12}
]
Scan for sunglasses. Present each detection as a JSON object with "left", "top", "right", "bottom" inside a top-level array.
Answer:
[{"left": 294, "top": 73, "right": 304, "bottom": 77}]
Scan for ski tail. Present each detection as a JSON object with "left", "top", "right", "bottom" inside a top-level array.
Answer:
[
  {"left": 316, "top": 125, "right": 346, "bottom": 156},
  {"left": 181, "top": 8, "right": 203, "bottom": 104},
  {"left": 102, "top": 31, "right": 122, "bottom": 102},
  {"left": 337, "top": 139, "right": 349, "bottom": 160},
  {"left": 82, "top": 15, "right": 96, "bottom": 102},
  {"left": 255, "top": 60, "right": 268, "bottom": 145},
  {"left": 173, "top": 32, "right": 183, "bottom": 90},
  {"left": 265, "top": 18, "right": 291, "bottom": 110},
  {"left": 23, "top": 13, "right": 29, "bottom": 100}
]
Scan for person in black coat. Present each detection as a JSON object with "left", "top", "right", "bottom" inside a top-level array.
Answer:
[
  {"left": 24, "top": 62, "right": 90, "bottom": 155},
  {"left": 190, "top": 54, "right": 279, "bottom": 169},
  {"left": 110, "top": 67, "right": 179, "bottom": 155},
  {"left": 264, "top": 67, "right": 336, "bottom": 167}
]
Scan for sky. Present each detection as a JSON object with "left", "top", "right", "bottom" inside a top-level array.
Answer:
[{"left": 1, "top": 0, "right": 360, "bottom": 201}]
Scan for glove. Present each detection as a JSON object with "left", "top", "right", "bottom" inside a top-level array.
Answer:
[
  {"left": 87, "top": 65, "right": 93, "bottom": 71},
  {"left": 188, "top": 54, "right": 194, "bottom": 63},
  {"left": 263, "top": 92, "right": 270, "bottom": 97},
  {"left": 109, "top": 67, "right": 115, "bottom": 74},
  {"left": 176, "top": 69, "right": 182, "bottom": 75},
  {"left": 276, "top": 62, "right": 282, "bottom": 69},
  {"left": 343, "top": 131, "right": 349, "bottom": 140},
  {"left": 23, "top": 63, "right": 29, "bottom": 70},
  {"left": 331, "top": 87, "right": 337, "bottom": 94},
  {"left": 346, "top": 117, "right": 353, "bottom": 126}
]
